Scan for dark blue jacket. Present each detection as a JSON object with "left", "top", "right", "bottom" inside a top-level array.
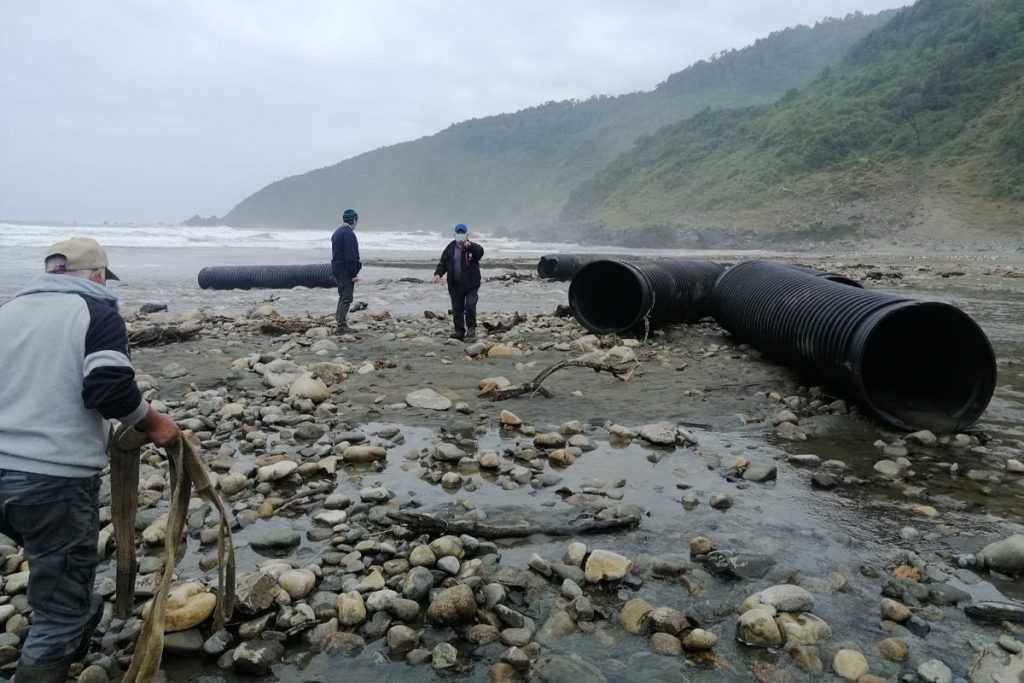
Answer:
[{"left": 331, "top": 224, "right": 361, "bottom": 276}]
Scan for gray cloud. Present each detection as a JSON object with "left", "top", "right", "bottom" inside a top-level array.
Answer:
[{"left": 0, "top": 0, "right": 905, "bottom": 223}]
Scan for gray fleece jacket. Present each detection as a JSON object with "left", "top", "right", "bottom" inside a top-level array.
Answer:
[{"left": 0, "top": 274, "right": 149, "bottom": 477}]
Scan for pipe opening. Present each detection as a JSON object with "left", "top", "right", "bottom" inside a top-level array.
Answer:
[
  {"left": 569, "top": 261, "right": 647, "bottom": 334},
  {"left": 858, "top": 303, "right": 995, "bottom": 432},
  {"left": 537, "top": 257, "right": 558, "bottom": 279}
]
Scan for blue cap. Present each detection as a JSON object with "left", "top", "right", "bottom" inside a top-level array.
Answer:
[
  {"left": 454, "top": 223, "right": 468, "bottom": 233},
  {"left": 342, "top": 209, "right": 358, "bottom": 222}
]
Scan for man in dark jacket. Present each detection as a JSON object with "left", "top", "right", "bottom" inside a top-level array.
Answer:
[
  {"left": 0, "top": 238, "right": 179, "bottom": 682},
  {"left": 330, "top": 208, "right": 362, "bottom": 334},
  {"left": 433, "top": 223, "right": 484, "bottom": 341}
]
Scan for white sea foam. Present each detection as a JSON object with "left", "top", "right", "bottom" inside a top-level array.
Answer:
[{"left": 0, "top": 222, "right": 588, "bottom": 255}]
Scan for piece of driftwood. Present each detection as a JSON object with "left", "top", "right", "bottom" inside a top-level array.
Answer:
[
  {"left": 479, "top": 358, "right": 638, "bottom": 401},
  {"left": 128, "top": 325, "right": 202, "bottom": 347},
  {"left": 387, "top": 510, "right": 639, "bottom": 539},
  {"left": 254, "top": 319, "right": 320, "bottom": 335},
  {"left": 481, "top": 312, "right": 527, "bottom": 334}
]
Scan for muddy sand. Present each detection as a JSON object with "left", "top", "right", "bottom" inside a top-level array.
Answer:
[{"left": 8, "top": 253, "right": 1024, "bottom": 683}]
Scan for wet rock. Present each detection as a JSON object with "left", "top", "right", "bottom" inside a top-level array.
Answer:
[
  {"left": 775, "top": 612, "right": 831, "bottom": 645},
  {"left": 433, "top": 642, "right": 458, "bottom": 668},
  {"left": 918, "top": 659, "right": 952, "bottom": 683},
  {"left": 978, "top": 535, "right": 1024, "bottom": 575},
  {"left": 584, "top": 549, "right": 633, "bottom": 583},
  {"left": 968, "top": 644, "right": 1024, "bottom": 683},
  {"left": 489, "top": 662, "right": 521, "bottom": 681},
  {"left": 500, "top": 410, "right": 523, "bottom": 427},
  {"left": 639, "top": 422, "right": 677, "bottom": 446},
  {"left": 219, "top": 472, "right": 249, "bottom": 496},
  {"left": 203, "top": 629, "right": 233, "bottom": 656},
  {"left": 77, "top": 664, "right": 110, "bottom": 683},
  {"left": 681, "top": 628, "right": 717, "bottom": 651},
  {"left": 343, "top": 445, "right": 387, "bottom": 463},
  {"left": 788, "top": 644, "right": 823, "bottom": 673},
  {"left": 564, "top": 542, "right": 587, "bottom": 567},
  {"left": 619, "top": 598, "right": 654, "bottom": 634},
  {"left": 403, "top": 567, "right": 435, "bottom": 601},
  {"left": 906, "top": 430, "right": 938, "bottom": 447},
  {"left": 650, "top": 632, "right": 682, "bottom": 656},
  {"left": 743, "top": 464, "right": 777, "bottom": 483},
  {"left": 427, "top": 585, "right": 477, "bottom": 625},
  {"left": 643, "top": 607, "right": 692, "bottom": 637},
  {"left": 811, "top": 472, "right": 838, "bottom": 488},
  {"left": 278, "top": 569, "right": 316, "bottom": 599},
  {"left": 142, "top": 582, "right": 216, "bottom": 632},
  {"left": 250, "top": 528, "right": 301, "bottom": 552},
  {"left": 736, "top": 608, "right": 782, "bottom": 647},
  {"left": 880, "top": 598, "right": 911, "bottom": 623},
  {"left": 709, "top": 493, "right": 733, "bottom": 509},
  {"left": 757, "top": 585, "right": 814, "bottom": 613},
  {"left": 873, "top": 459, "right": 904, "bottom": 478},
  {"left": 337, "top": 591, "right": 367, "bottom": 626},
  {"left": 540, "top": 610, "right": 577, "bottom": 640},
  {"left": 386, "top": 625, "right": 419, "bottom": 655},
  {"left": 256, "top": 460, "right": 298, "bottom": 482},
  {"left": 775, "top": 422, "right": 806, "bottom": 441},
  {"left": 539, "top": 655, "right": 608, "bottom": 683},
  {"left": 406, "top": 388, "right": 452, "bottom": 411},
  {"left": 288, "top": 373, "right": 328, "bottom": 403},
  {"left": 428, "top": 535, "right": 464, "bottom": 558},
  {"left": 832, "top": 649, "right": 868, "bottom": 680},
  {"left": 164, "top": 628, "right": 205, "bottom": 654},
  {"left": 877, "top": 637, "right": 909, "bottom": 662},
  {"left": 232, "top": 639, "right": 284, "bottom": 675}
]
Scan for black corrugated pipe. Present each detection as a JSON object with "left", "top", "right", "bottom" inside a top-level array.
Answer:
[
  {"left": 538, "top": 254, "right": 648, "bottom": 281},
  {"left": 198, "top": 264, "right": 337, "bottom": 290},
  {"left": 568, "top": 260, "right": 724, "bottom": 335},
  {"left": 785, "top": 264, "right": 863, "bottom": 288},
  {"left": 711, "top": 260, "right": 995, "bottom": 432}
]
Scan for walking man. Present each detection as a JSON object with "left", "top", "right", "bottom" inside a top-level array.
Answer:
[
  {"left": 0, "top": 237, "right": 179, "bottom": 682},
  {"left": 331, "top": 208, "right": 362, "bottom": 334},
  {"left": 433, "top": 223, "right": 484, "bottom": 341}
]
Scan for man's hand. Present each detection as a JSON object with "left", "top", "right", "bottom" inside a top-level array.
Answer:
[
  {"left": 137, "top": 407, "right": 180, "bottom": 448},
  {"left": 433, "top": 274, "right": 441, "bottom": 284}
]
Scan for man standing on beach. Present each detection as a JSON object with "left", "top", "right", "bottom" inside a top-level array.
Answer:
[
  {"left": 331, "top": 208, "right": 362, "bottom": 334},
  {"left": 434, "top": 223, "right": 484, "bottom": 341},
  {"left": 0, "top": 237, "right": 180, "bottom": 682}
]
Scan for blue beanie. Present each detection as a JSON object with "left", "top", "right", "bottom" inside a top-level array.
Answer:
[
  {"left": 343, "top": 209, "right": 358, "bottom": 222},
  {"left": 454, "top": 223, "right": 468, "bottom": 233}
]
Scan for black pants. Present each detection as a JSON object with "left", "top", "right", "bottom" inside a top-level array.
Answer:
[
  {"left": 0, "top": 471, "right": 101, "bottom": 667},
  {"left": 448, "top": 284, "right": 479, "bottom": 335},
  {"left": 334, "top": 272, "right": 355, "bottom": 329}
]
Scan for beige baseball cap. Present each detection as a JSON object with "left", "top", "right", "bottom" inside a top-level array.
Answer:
[{"left": 44, "top": 237, "right": 120, "bottom": 281}]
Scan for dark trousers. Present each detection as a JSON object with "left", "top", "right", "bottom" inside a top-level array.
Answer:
[
  {"left": 335, "top": 273, "right": 355, "bottom": 329},
  {"left": 0, "top": 470, "right": 101, "bottom": 667},
  {"left": 448, "top": 284, "right": 479, "bottom": 334}
]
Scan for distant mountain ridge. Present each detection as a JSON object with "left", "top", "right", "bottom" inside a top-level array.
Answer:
[
  {"left": 221, "top": 11, "right": 896, "bottom": 233},
  {"left": 562, "top": 0, "right": 1024, "bottom": 246}
]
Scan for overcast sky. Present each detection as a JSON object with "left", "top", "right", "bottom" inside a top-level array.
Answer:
[{"left": 0, "top": 0, "right": 906, "bottom": 224}]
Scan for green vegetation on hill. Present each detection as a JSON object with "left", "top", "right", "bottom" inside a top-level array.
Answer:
[
  {"left": 564, "top": 0, "right": 1024, "bottom": 242},
  {"left": 222, "top": 11, "right": 895, "bottom": 231}
]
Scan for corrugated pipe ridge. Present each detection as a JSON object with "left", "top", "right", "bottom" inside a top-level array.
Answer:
[{"left": 711, "top": 260, "right": 995, "bottom": 431}]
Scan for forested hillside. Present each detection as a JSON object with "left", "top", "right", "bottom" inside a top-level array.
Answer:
[
  {"left": 222, "top": 11, "right": 895, "bottom": 231},
  {"left": 563, "top": 0, "right": 1024, "bottom": 244}
]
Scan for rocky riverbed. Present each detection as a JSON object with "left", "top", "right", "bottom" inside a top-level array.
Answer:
[{"left": 1, "top": 254, "right": 1023, "bottom": 683}]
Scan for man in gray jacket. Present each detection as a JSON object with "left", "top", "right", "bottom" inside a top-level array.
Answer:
[{"left": 0, "top": 238, "right": 179, "bottom": 682}]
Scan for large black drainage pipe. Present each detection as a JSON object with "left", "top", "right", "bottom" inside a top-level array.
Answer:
[
  {"left": 568, "top": 260, "right": 724, "bottom": 335},
  {"left": 711, "top": 260, "right": 995, "bottom": 432},
  {"left": 538, "top": 254, "right": 648, "bottom": 281},
  {"left": 198, "top": 264, "right": 337, "bottom": 290}
]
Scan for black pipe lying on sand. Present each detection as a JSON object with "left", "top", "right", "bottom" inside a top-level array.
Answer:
[
  {"left": 538, "top": 254, "right": 650, "bottom": 281},
  {"left": 785, "top": 264, "right": 863, "bottom": 288},
  {"left": 711, "top": 260, "right": 995, "bottom": 432},
  {"left": 198, "top": 264, "right": 336, "bottom": 290},
  {"left": 568, "top": 260, "right": 724, "bottom": 335}
]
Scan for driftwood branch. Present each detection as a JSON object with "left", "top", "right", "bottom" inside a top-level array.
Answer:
[
  {"left": 386, "top": 511, "right": 639, "bottom": 539},
  {"left": 479, "top": 359, "right": 639, "bottom": 401},
  {"left": 481, "top": 313, "right": 527, "bottom": 334},
  {"left": 128, "top": 325, "right": 201, "bottom": 347}
]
